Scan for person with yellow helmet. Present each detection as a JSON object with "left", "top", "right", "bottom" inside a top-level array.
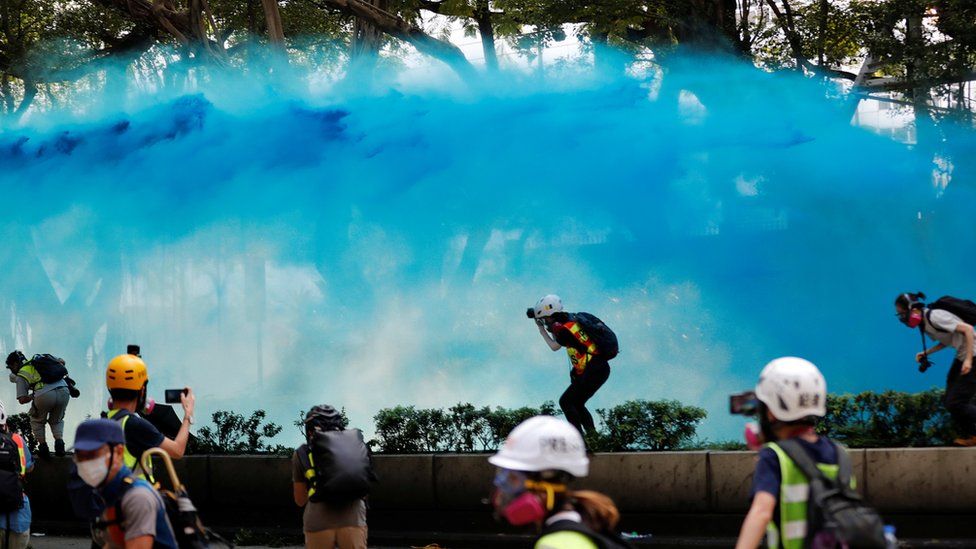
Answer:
[{"left": 104, "top": 347, "right": 195, "bottom": 480}]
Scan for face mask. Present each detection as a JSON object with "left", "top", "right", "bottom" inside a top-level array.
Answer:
[
  {"left": 743, "top": 422, "right": 763, "bottom": 451},
  {"left": 77, "top": 454, "right": 111, "bottom": 487},
  {"left": 500, "top": 491, "right": 547, "bottom": 525},
  {"left": 906, "top": 310, "right": 923, "bottom": 328}
]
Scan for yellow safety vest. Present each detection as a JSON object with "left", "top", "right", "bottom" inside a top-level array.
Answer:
[
  {"left": 106, "top": 409, "right": 155, "bottom": 483},
  {"left": 15, "top": 365, "right": 44, "bottom": 391}
]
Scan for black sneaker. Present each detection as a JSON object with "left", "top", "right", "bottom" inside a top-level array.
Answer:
[
  {"left": 38, "top": 442, "right": 51, "bottom": 459},
  {"left": 54, "top": 439, "right": 65, "bottom": 457}
]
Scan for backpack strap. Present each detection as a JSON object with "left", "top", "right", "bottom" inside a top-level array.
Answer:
[
  {"left": 774, "top": 439, "right": 831, "bottom": 485},
  {"left": 926, "top": 309, "right": 950, "bottom": 333}
]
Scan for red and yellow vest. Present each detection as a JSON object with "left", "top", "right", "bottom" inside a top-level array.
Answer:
[
  {"left": 11, "top": 433, "right": 26, "bottom": 476},
  {"left": 560, "top": 321, "right": 598, "bottom": 375}
]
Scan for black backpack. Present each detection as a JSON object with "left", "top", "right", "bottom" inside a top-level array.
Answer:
[
  {"left": 300, "top": 429, "right": 375, "bottom": 505},
  {"left": 573, "top": 312, "right": 619, "bottom": 360},
  {"left": 0, "top": 433, "right": 25, "bottom": 513},
  {"left": 927, "top": 296, "right": 976, "bottom": 331},
  {"left": 777, "top": 439, "right": 886, "bottom": 548},
  {"left": 29, "top": 353, "right": 68, "bottom": 383},
  {"left": 541, "top": 519, "right": 634, "bottom": 549}
]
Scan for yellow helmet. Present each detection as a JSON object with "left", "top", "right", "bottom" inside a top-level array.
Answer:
[{"left": 106, "top": 354, "right": 149, "bottom": 391}]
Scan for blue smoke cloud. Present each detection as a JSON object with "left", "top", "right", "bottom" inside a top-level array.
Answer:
[{"left": 1, "top": 53, "right": 973, "bottom": 445}]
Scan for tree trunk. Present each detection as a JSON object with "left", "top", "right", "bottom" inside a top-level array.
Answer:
[
  {"left": 261, "top": 0, "right": 285, "bottom": 45},
  {"left": 674, "top": 0, "right": 738, "bottom": 50},
  {"left": 321, "top": 0, "right": 476, "bottom": 80},
  {"left": 816, "top": 0, "right": 828, "bottom": 67},
  {"left": 14, "top": 78, "right": 36, "bottom": 118},
  {"left": 0, "top": 75, "right": 14, "bottom": 114},
  {"left": 474, "top": 0, "right": 497, "bottom": 71},
  {"left": 351, "top": 0, "right": 387, "bottom": 61}
]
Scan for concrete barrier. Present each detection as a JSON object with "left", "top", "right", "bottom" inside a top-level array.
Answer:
[{"left": 23, "top": 448, "right": 976, "bottom": 538}]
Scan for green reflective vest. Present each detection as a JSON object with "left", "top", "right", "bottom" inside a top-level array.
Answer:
[
  {"left": 106, "top": 409, "right": 155, "bottom": 483},
  {"left": 535, "top": 530, "right": 599, "bottom": 549},
  {"left": 765, "top": 441, "right": 855, "bottom": 549},
  {"left": 15, "top": 364, "right": 44, "bottom": 391}
]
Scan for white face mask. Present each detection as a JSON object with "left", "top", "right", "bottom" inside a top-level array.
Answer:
[{"left": 77, "top": 455, "right": 110, "bottom": 487}]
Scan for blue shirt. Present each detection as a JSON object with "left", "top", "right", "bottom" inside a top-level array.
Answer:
[{"left": 0, "top": 442, "right": 33, "bottom": 533}]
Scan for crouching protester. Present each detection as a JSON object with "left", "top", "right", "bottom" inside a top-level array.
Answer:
[
  {"left": 731, "top": 357, "right": 889, "bottom": 549},
  {"left": 0, "top": 400, "right": 33, "bottom": 549},
  {"left": 73, "top": 419, "right": 177, "bottom": 549},
  {"left": 489, "top": 416, "right": 631, "bottom": 549},
  {"left": 293, "top": 405, "right": 375, "bottom": 549},
  {"left": 894, "top": 292, "right": 976, "bottom": 446}
]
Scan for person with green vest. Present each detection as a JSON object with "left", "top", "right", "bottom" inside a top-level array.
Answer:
[
  {"left": 735, "top": 357, "right": 852, "bottom": 549},
  {"left": 5, "top": 350, "right": 70, "bottom": 458},
  {"left": 104, "top": 350, "right": 195, "bottom": 480}
]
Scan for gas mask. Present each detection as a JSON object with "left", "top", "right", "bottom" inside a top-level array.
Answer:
[
  {"left": 491, "top": 469, "right": 565, "bottom": 526},
  {"left": 904, "top": 310, "right": 923, "bottom": 328}
]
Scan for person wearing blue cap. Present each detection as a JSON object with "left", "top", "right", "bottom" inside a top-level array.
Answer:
[
  {"left": 0, "top": 399, "right": 33, "bottom": 549},
  {"left": 73, "top": 419, "right": 177, "bottom": 549}
]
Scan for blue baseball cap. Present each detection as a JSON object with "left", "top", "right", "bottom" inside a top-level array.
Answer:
[{"left": 74, "top": 419, "right": 125, "bottom": 451}]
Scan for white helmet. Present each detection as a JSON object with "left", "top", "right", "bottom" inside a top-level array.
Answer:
[
  {"left": 755, "top": 357, "right": 827, "bottom": 422},
  {"left": 533, "top": 295, "right": 564, "bottom": 318},
  {"left": 489, "top": 416, "right": 588, "bottom": 478},
  {"left": 0, "top": 399, "right": 6, "bottom": 425}
]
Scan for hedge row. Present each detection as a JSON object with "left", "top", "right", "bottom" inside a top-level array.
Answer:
[{"left": 5, "top": 389, "right": 956, "bottom": 456}]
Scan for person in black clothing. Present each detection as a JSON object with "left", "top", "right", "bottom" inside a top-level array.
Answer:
[{"left": 530, "top": 294, "right": 612, "bottom": 436}]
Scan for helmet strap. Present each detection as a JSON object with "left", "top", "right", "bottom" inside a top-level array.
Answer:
[{"left": 523, "top": 479, "right": 566, "bottom": 511}]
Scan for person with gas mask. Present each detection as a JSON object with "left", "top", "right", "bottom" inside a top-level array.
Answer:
[
  {"left": 528, "top": 295, "right": 618, "bottom": 437},
  {"left": 104, "top": 352, "right": 195, "bottom": 481},
  {"left": 488, "top": 416, "right": 631, "bottom": 549},
  {"left": 895, "top": 292, "right": 976, "bottom": 447},
  {"left": 731, "top": 357, "right": 886, "bottom": 549},
  {"left": 73, "top": 419, "right": 178, "bottom": 549}
]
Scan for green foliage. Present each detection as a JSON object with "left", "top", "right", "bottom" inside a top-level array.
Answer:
[
  {"left": 371, "top": 399, "right": 706, "bottom": 453},
  {"left": 189, "top": 409, "right": 288, "bottom": 455},
  {"left": 371, "top": 401, "right": 559, "bottom": 453},
  {"left": 818, "top": 389, "right": 956, "bottom": 448},
  {"left": 7, "top": 413, "right": 38, "bottom": 454},
  {"left": 592, "top": 399, "right": 707, "bottom": 452}
]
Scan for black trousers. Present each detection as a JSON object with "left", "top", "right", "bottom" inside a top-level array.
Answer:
[
  {"left": 945, "top": 358, "right": 976, "bottom": 437},
  {"left": 559, "top": 358, "right": 610, "bottom": 435}
]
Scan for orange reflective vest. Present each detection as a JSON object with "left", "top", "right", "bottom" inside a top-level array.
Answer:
[
  {"left": 562, "top": 321, "right": 598, "bottom": 375},
  {"left": 12, "top": 433, "right": 26, "bottom": 476}
]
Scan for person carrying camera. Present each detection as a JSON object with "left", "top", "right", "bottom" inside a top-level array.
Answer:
[
  {"left": 528, "top": 295, "right": 617, "bottom": 437},
  {"left": 4, "top": 351, "right": 73, "bottom": 458},
  {"left": 104, "top": 350, "right": 195, "bottom": 480},
  {"left": 895, "top": 292, "right": 976, "bottom": 447},
  {"left": 732, "top": 357, "right": 886, "bottom": 549}
]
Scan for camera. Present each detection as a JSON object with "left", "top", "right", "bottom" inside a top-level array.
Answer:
[
  {"left": 165, "top": 388, "right": 188, "bottom": 404},
  {"left": 729, "top": 391, "right": 758, "bottom": 415},
  {"left": 526, "top": 308, "right": 536, "bottom": 319},
  {"left": 918, "top": 355, "right": 933, "bottom": 373}
]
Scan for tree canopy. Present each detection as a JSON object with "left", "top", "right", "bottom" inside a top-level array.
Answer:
[{"left": 1, "top": 0, "right": 974, "bottom": 118}]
